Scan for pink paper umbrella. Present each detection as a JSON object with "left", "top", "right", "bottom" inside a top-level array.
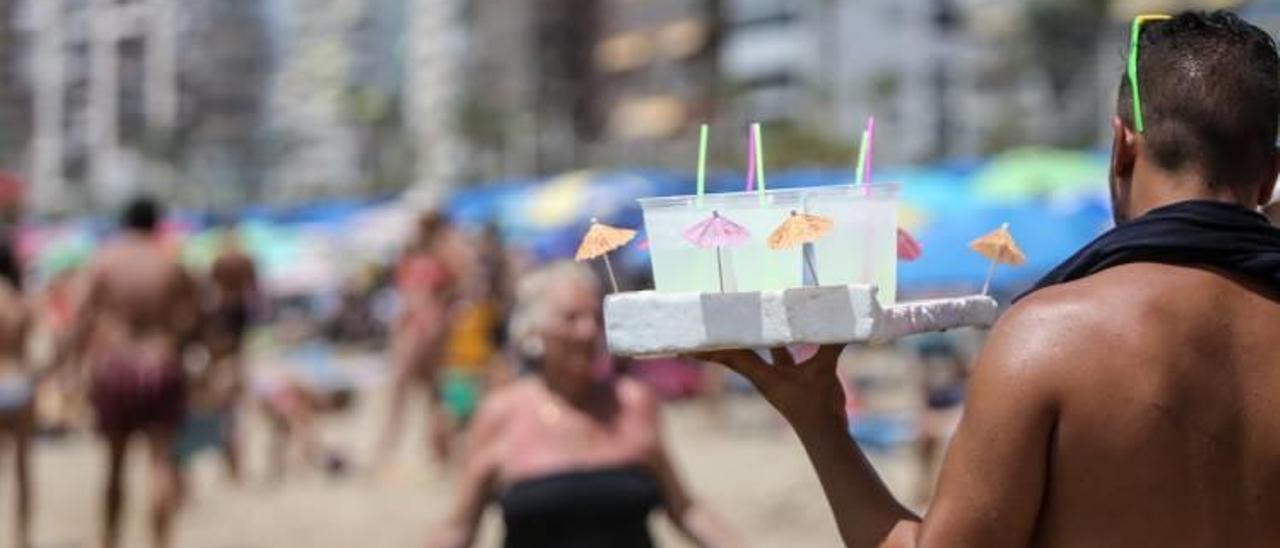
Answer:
[
  {"left": 683, "top": 211, "right": 751, "bottom": 292},
  {"left": 897, "top": 227, "right": 923, "bottom": 262}
]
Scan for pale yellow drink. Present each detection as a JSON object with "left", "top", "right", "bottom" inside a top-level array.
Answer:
[
  {"left": 639, "top": 195, "right": 720, "bottom": 293},
  {"left": 639, "top": 190, "right": 805, "bottom": 293},
  {"left": 802, "top": 184, "right": 899, "bottom": 305}
]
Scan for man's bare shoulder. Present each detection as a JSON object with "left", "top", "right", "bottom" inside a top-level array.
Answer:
[
  {"left": 988, "top": 263, "right": 1238, "bottom": 383},
  {"left": 979, "top": 267, "right": 1177, "bottom": 388}
]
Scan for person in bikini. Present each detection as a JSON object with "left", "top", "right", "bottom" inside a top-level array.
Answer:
[
  {"left": 0, "top": 230, "right": 34, "bottom": 548},
  {"left": 196, "top": 226, "right": 258, "bottom": 481},
  {"left": 372, "top": 211, "right": 462, "bottom": 472},
  {"left": 68, "top": 197, "right": 201, "bottom": 548}
]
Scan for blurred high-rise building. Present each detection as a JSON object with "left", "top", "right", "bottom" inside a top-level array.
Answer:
[
  {"left": 16, "top": 0, "right": 276, "bottom": 212},
  {"left": 266, "top": 0, "right": 365, "bottom": 202},
  {"left": 460, "top": 0, "right": 604, "bottom": 180},
  {"left": 20, "top": 0, "right": 181, "bottom": 212},
  {"left": 719, "top": 0, "right": 1035, "bottom": 165},
  {"left": 459, "top": 0, "right": 721, "bottom": 181},
  {"left": 1, "top": 0, "right": 1256, "bottom": 214},
  {"left": 0, "top": 0, "right": 30, "bottom": 173},
  {"left": 179, "top": 0, "right": 272, "bottom": 208}
]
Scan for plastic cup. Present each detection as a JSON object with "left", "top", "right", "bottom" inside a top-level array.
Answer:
[
  {"left": 638, "top": 194, "right": 719, "bottom": 293},
  {"left": 801, "top": 184, "right": 899, "bottom": 305},
  {"left": 639, "top": 189, "right": 804, "bottom": 293}
]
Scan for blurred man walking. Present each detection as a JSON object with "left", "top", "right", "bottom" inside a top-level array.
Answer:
[{"left": 70, "top": 197, "right": 200, "bottom": 548}]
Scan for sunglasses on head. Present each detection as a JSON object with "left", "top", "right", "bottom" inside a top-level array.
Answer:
[{"left": 1128, "top": 14, "right": 1171, "bottom": 133}]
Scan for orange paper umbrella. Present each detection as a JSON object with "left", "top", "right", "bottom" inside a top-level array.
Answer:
[
  {"left": 969, "top": 222, "right": 1025, "bottom": 295},
  {"left": 575, "top": 218, "right": 636, "bottom": 292},
  {"left": 767, "top": 211, "right": 833, "bottom": 250},
  {"left": 768, "top": 211, "right": 833, "bottom": 285}
]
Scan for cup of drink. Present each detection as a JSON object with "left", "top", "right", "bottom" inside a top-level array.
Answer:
[
  {"left": 801, "top": 183, "right": 899, "bottom": 305},
  {"left": 639, "top": 189, "right": 805, "bottom": 293}
]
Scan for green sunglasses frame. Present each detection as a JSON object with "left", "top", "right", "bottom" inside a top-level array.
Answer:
[{"left": 1128, "top": 14, "right": 1172, "bottom": 133}]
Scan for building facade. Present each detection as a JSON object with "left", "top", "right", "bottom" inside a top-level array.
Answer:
[{"left": 21, "top": 0, "right": 179, "bottom": 212}]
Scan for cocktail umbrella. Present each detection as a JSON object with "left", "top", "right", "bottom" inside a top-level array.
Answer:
[
  {"left": 897, "top": 227, "right": 923, "bottom": 261},
  {"left": 768, "top": 211, "right": 834, "bottom": 285},
  {"left": 575, "top": 218, "right": 636, "bottom": 293},
  {"left": 969, "top": 222, "right": 1025, "bottom": 295},
  {"left": 683, "top": 211, "right": 751, "bottom": 293}
]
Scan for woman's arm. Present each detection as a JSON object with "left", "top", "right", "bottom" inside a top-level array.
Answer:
[
  {"left": 652, "top": 446, "right": 744, "bottom": 548},
  {"left": 636, "top": 384, "right": 744, "bottom": 548},
  {"left": 425, "top": 391, "right": 508, "bottom": 548},
  {"left": 425, "top": 454, "right": 494, "bottom": 548}
]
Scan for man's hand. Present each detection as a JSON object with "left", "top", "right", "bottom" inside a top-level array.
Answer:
[{"left": 692, "top": 345, "right": 847, "bottom": 427}]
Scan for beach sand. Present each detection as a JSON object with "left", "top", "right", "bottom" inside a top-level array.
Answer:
[{"left": 8, "top": 349, "right": 924, "bottom": 548}]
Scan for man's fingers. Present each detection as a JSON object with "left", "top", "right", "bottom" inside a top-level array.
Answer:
[
  {"left": 810, "top": 344, "right": 846, "bottom": 372},
  {"left": 691, "top": 349, "right": 772, "bottom": 384},
  {"left": 769, "top": 347, "right": 796, "bottom": 367}
]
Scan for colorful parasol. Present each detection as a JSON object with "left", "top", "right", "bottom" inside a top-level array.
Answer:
[
  {"left": 576, "top": 218, "right": 637, "bottom": 292},
  {"left": 969, "top": 222, "right": 1025, "bottom": 295},
  {"left": 767, "top": 211, "right": 832, "bottom": 250},
  {"left": 768, "top": 211, "right": 833, "bottom": 285},
  {"left": 897, "top": 227, "right": 923, "bottom": 262},
  {"left": 683, "top": 211, "right": 750, "bottom": 292},
  {"left": 684, "top": 211, "right": 751, "bottom": 249}
]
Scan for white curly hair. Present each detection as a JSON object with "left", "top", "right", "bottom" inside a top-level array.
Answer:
[{"left": 508, "top": 261, "right": 602, "bottom": 360}]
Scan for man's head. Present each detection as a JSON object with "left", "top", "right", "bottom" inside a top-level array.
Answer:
[
  {"left": 121, "top": 196, "right": 163, "bottom": 233},
  {"left": 1112, "top": 11, "right": 1280, "bottom": 223}
]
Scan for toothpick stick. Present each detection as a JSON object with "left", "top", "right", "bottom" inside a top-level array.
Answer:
[
  {"left": 716, "top": 246, "right": 725, "bottom": 293},
  {"left": 803, "top": 243, "right": 820, "bottom": 286},
  {"left": 981, "top": 247, "right": 1002, "bottom": 296},
  {"left": 602, "top": 253, "right": 620, "bottom": 293}
]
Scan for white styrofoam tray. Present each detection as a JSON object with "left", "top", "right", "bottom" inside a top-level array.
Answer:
[{"left": 604, "top": 285, "right": 997, "bottom": 357}]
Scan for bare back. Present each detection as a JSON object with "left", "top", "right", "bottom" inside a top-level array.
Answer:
[
  {"left": 1031, "top": 263, "right": 1280, "bottom": 546},
  {"left": 87, "top": 235, "right": 197, "bottom": 359}
]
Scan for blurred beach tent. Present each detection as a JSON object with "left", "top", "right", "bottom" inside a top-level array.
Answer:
[
  {"left": 27, "top": 224, "right": 95, "bottom": 281},
  {"left": 182, "top": 221, "right": 343, "bottom": 295},
  {"left": 498, "top": 170, "right": 684, "bottom": 232},
  {"left": 183, "top": 221, "right": 302, "bottom": 270},
  {"left": 972, "top": 147, "right": 1107, "bottom": 204}
]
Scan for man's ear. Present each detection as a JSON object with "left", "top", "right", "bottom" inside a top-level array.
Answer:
[
  {"left": 1111, "top": 116, "right": 1137, "bottom": 181},
  {"left": 1259, "top": 147, "right": 1280, "bottom": 207}
]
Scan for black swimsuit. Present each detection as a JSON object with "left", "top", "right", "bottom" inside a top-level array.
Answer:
[{"left": 499, "top": 465, "right": 662, "bottom": 548}]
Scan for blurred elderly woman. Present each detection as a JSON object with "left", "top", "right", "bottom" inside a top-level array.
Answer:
[{"left": 427, "top": 261, "right": 741, "bottom": 548}]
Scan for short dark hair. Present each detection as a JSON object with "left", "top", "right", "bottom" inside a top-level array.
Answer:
[
  {"left": 121, "top": 196, "right": 163, "bottom": 232},
  {"left": 1118, "top": 11, "right": 1280, "bottom": 189}
]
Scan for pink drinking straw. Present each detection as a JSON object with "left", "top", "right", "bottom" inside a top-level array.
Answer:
[
  {"left": 745, "top": 124, "right": 757, "bottom": 191},
  {"left": 864, "top": 116, "right": 875, "bottom": 186}
]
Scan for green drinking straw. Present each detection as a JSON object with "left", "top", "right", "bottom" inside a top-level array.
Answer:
[
  {"left": 854, "top": 129, "right": 869, "bottom": 185},
  {"left": 696, "top": 123, "right": 708, "bottom": 207},
  {"left": 1128, "top": 14, "right": 1170, "bottom": 133},
  {"left": 752, "top": 123, "right": 766, "bottom": 202}
]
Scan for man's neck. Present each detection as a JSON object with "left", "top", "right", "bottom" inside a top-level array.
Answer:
[{"left": 1129, "top": 163, "right": 1254, "bottom": 218}]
